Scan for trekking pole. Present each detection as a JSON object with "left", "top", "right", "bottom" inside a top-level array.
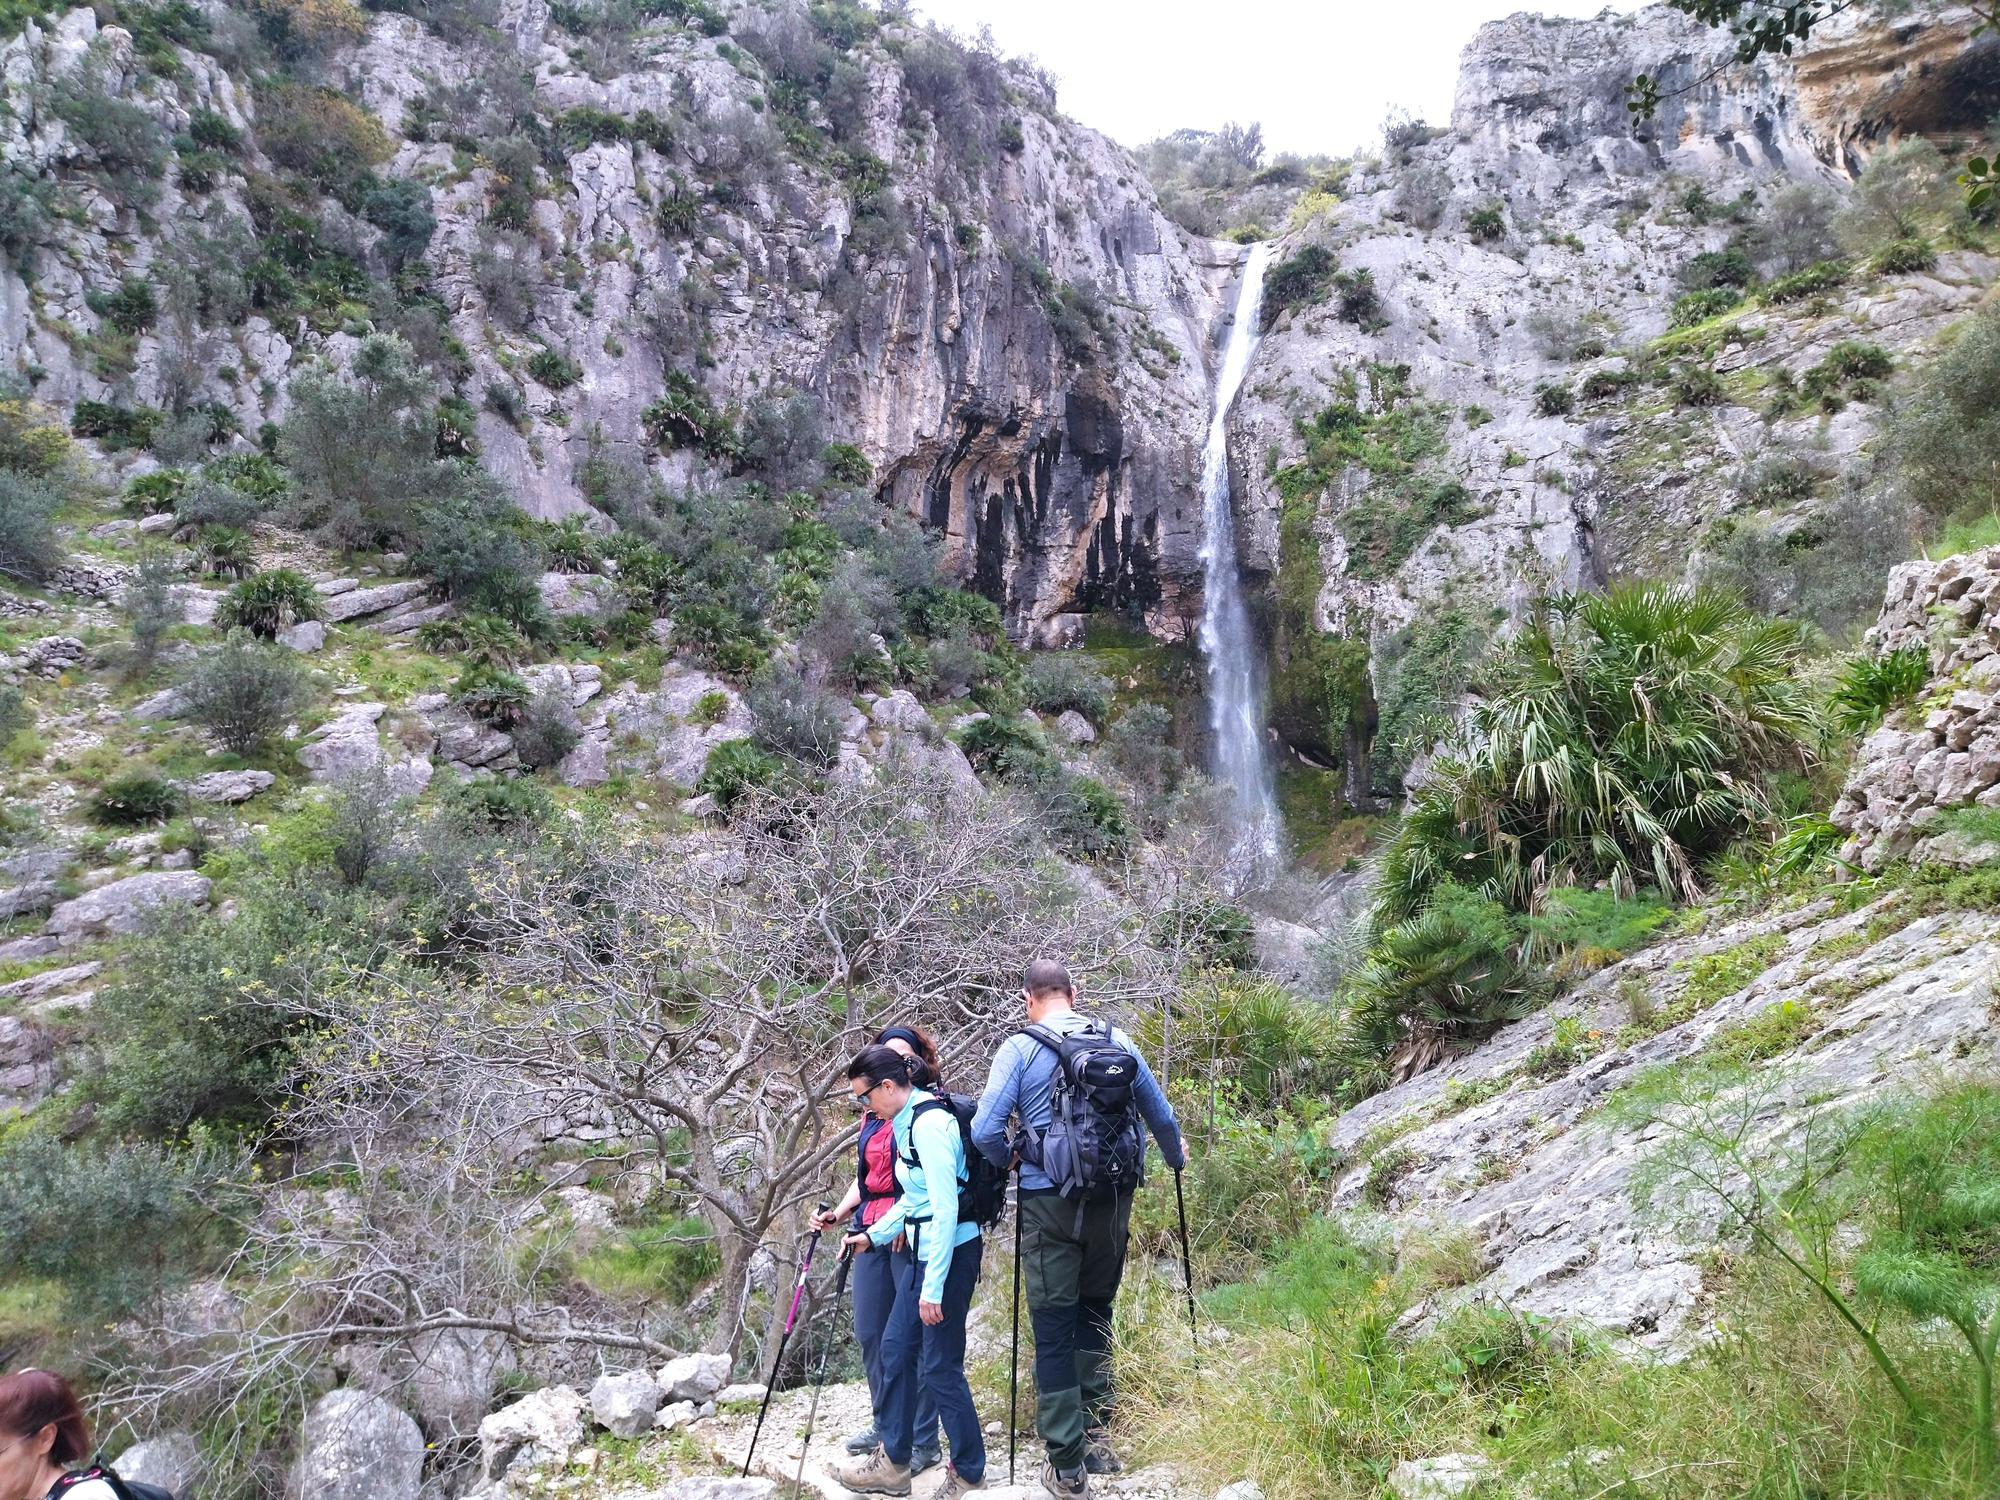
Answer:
[
  {"left": 1008, "top": 1166, "right": 1023, "bottom": 1485},
  {"left": 792, "top": 1245, "right": 856, "bottom": 1497},
  {"left": 740, "top": 1202, "right": 831, "bottom": 1477},
  {"left": 1173, "top": 1169, "right": 1199, "bottom": 1360}
]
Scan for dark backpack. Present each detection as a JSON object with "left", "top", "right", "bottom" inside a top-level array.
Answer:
[
  {"left": 49, "top": 1462, "right": 176, "bottom": 1500},
  {"left": 1022, "top": 1021, "right": 1147, "bottom": 1202},
  {"left": 901, "top": 1093, "right": 1009, "bottom": 1230}
]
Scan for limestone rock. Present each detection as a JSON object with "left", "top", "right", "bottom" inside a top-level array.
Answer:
[
  {"left": 1054, "top": 709, "right": 1097, "bottom": 747},
  {"left": 113, "top": 1433, "right": 202, "bottom": 1493},
  {"left": 0, "top": 881, "right": 57, "bottom": 920},
  {"left": 869, "top": 690, "right": 930, "bottom": 737},
  {"left": 319, "top": 580, "right": 429, "bottom": 623},
  {"left": 0, "top": 961, "right": 99, "bottom": 1002},
  {"left": 1387, "top": 1455, "right": 1491, "bottom": 1499},
  {"left": 277, "top": 620, "right": 327, "bottom": 652},
  {"left": 0, "top": 1017, "right": 55, "bottom": 1112},
  {"left": 655, "top": 1351, "right": 732, "bottom": 1403},
  {"left": 0, "top": 935, "right": 61, "bottom": 964},
  {"left": 131, "top": 687, "right": 188, "bottom": 721},
  {"left": 653, "top": 1400, "right": 698, "bottom": 1431},
  {"left": 712, "top": 1383, "right": 767, "bottom": 1406},
  {"left": 298, "top": 704, "right": 388, "bottom": 783},
  {"left": 406, "top": 1326, "right": 515, "bottom": 1441},
  {"left": 658, "top": 1482, "right": 775, "bottom": 1500},
  {"left": 537, "top": 571, "right": 617, "bottom": 619},
  {"left": 290, "top": 1390, "right": 424, "bottom": 1500},
  {"left": 1215, "top": 1485, "right": 1264, "bottom": 1500},
  {"left": 478, "top": 1386, "right": 588, "bottom": 1483},
  {"left": 46, "top": 871, "right": 210, "bottom": 940},
  {"left": 185, "top": 770, "right": 275, "bottom": 804},
  {"left": 22, "top": 635, "right": 86, "bottom": 679},
  {"left": 588, "top": 1369, "right": 660, "bottom": 1438}
]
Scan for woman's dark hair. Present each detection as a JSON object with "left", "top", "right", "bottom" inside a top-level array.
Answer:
[
  {"left": 847, "top": 1044, "right": 912, "bottom": 1089},
  {"left": 874, "top": 1024, "right": 942, "bottom": 1089},
  {"left": 0, "top": 1369, "right": 91, "bottom": 1463}
]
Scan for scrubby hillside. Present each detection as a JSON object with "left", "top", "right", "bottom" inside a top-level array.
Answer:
[{"left": 5, "top": 0, "right": 2000, "bottom": 1497}]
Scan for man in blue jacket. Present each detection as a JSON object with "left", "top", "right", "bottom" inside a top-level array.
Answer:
[
  {"left": 835, "top": 1044, "right": 986, "bottom": 1498},
  {"left": 971, "top": 959, "right": 1186, "bottom": 1500}
]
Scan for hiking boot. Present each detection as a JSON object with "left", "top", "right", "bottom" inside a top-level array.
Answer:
[
  {"left": 1083, "top": 1429, "right": 1123, "bottom": 1476},
  {"left": 831, "top": 1449, "right": 912, "bottom": 1496},
  {"left": 909, "top": 1443, "right": 942, "bottom": 1476},
  {"left": 843, "top": 1424, "right": 882, "bottom": 1456},
  {"left": 1040, "top": 1459, "right": 1089, "bottom": 1499},
  {"left": 935, "top": 1467, "right": 985, "bottom": 1498}
]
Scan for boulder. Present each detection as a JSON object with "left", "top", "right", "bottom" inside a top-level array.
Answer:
[
  {"left": 22, "top": 636, "right": 86, "bottom": 679},
  {"left": 45, "top": 872, "right": 210, "bottom": 941},
  {"left": 290, "top": 1390, "right": 424, "bottom": 1500},
  {"left": 1054, "top": 710, "right": 1097, "bottom": 747},
  {"left": 659, "top": 1482, "right": 775, "bottom": 1500},
  {"left": 0, "top": 1017, "right": 55, "bottom": 1112},
  {"left": 653, "top": 1400, "right": 698, "bottom": 1431},
  {"left": 1387, "top": 1454, "right": 1493, "bottom": 1499},
  {"left": 587, "top": 1369, "right": 660, "bottom": 1438},
  {"left": 277, "top": 620, "right": 327, "bottom": 653},
  {"left": 655, "top": 1351, "right": 732, "bottom": 1403},
  {"left": 131, "top": 687, "right": 188, "bottom": 721},
  {"left": 0, "top": 849, "right": 70, "bottom": 883},
  {"left": 558, "top": 735, "right": 609, "bottom": 788},
  {"left": 870, "top": 690, "right": 930, "bottom": 736},
  {"left": 0, "top": 881, "right": 57, "bottom": 920},
  {"left": 185, "top": 770, "right": 275, "bottom": 804},
  {"left": 0, "top": 935, "right": 60, "bottom": 965},
  {"left": 712, "top": 1383, "right": 767, "bottom": 1406},
  {"left": 298, "top": 705, "right": 388, "bottom": 783},
  {"left": 113, "top": 1433, "right": 201, "bottom": 1493},
  {"left": 406, "top": 1326, "right": 515, "bottom": 1441},
  {"left": 1215, "top": 1485, "right": 1265, "bottom": 1500},
  {"left": 0, "top": 961, "right": 100, "bottom": 1002},
  {"left": 319, "top": 580, "right": 429, "bottom": 623},
  {"left": 537, "top": 571, "right": 617, "bottom": 619},
  {"left": 477, "top": 1386, "right": 588, "bottom": 1483}
]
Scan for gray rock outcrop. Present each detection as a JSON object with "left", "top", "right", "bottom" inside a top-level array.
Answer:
[
  {"left": 45, "top": 871, "right": 210, "bottom": 940},
  {"left": 289, "top": 1390, "right": 424, "bottom": 1500},
  {"left": 655, "top": 1351, "right": 731, "bottom": 1403},
  {"left": 587, "top": 1368, "right": 661, "bottom": 1438},
  {"left": 113, "top": 1433, "right": 202, "bottom": 1494},
  {"left": 1832, "top": 546, "right": 2000, "bottom": 869},
  {"left": 477, "top": 1386, "right": 588, "bottom": 1484}
]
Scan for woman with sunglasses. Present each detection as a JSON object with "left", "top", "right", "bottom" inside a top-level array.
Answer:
[
  {"left": 830, "top": 1043, "right": 985, "bottom": 1498},
  {"left": 0, "top": 1371, "right": 114, "bottom": 1500},
  {"left": 811, "top": 1026, "right": 945, "bottom": 1473}
]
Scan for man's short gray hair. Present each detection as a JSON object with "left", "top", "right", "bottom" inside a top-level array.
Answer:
[{"left": 1023, "top": 958, "right": 1073, "bottom": 999}]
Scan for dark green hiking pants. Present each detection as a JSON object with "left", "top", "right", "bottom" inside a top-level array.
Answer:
[{"left": 1022, "top": 1190, "right": 1133, "bottom": 1472}]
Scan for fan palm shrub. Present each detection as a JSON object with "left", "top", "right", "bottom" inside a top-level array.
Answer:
[
  {"left": 217, "top": 568, "right": 323, "bottom": 638},
  {"left": 1376, "top": 583, "right": 1817, "bottom": 925}
]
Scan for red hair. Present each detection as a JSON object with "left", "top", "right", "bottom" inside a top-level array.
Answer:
[{"left": 0, "top": 1370, "right": 91, "bottom": 1463}]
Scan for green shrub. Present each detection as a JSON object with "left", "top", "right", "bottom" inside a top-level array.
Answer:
[
  {"left": 1760, "top": 258, "right": 1848, "bottom": 304},
  {"left": 92, "top": 766, "right": 184, "bottom": 824},
  {"left": 1889, "top": 303, "right": 2000, "bottom": 530},
  {"left": 195, "top": 524, "right": 255, "bottom": 579},
  {"left": 1339, "top": 882, "right": 1536, "bottom": 1086},
  {"left": 1331, "top": 268, "right": 1384, "bottom": 330},
  {"left": 0, "top": 469, "right": 64, "bottom": 585},
  {"left": 512, "top": 687, "right": 581, "bottom": 771},
  {"left": 956, "top": 714, "right": 1054, "bottom": 781},
  {"left": 1670, "top": 362, "right": 1726, "bottom": 407},
  {"left": 1679, "top": 246, "right": 1757, "bottom": 291},
  {"left": 1835, "top": 139, "right": 1949, "bottom": 254},
  {"left": 1523, "top": 887, "right": 1673, "bottom": 975},
  {"left": 1376, "top": 584, "right": 1815, "bottom": 923},
  {"left": 1258, "top": 245, "right": 1336, "bottom": 330},
  {"left": 87, "top": 277, "right": 158, "bottom": 335},
  {"left": 643, "top": 372, "right": 741, "bottom": 460},
  {"left": 122, "top": 546, "right": 185, "bottom": 669},
  {"left": 1040, "top": 772, "right": 1129, "bottom": 856},
  {"left": 361, "top": 177, "right": 436, "bottom": 271},
  {"left": 1869, "top": 237, "right": 1936, "bottom": 275},
  {"left": 1465, "top": 204, "right": 1505, "bottom": 243},
  {"left": 217, "top": 568, "right": 324, "bottom": 638},
  {"left": 1669, "top": 286, "right": 1741, "bottom": 327},
  {"left": 576, "top": 1213, "right": 720, "bottom": 1302},
  {"left": 745, "top": 660, "right": 844, "bottom": 766},
  {"left": 0, "top": 685, "right": 29, "bottom": 747},
  {"left": 696, "top": 737, "right": 782, "bottom": 809},
  {"left": 1021, "top": 652, "right": 1114, "bottom": 720},
  {"left": 823, "top": 441, "right": 872, "bottom": 487},
  {"left": 1828, "top": 645, "right": 1930, "bottom": 737},
  {"left": 1578, "top": 366, "right": 1639, "bottom": 400},
  {"left": 51, "top": 77, "right": 169, "bottom": 207},
  {"left": 180, "top": 634, "right": 312, "bottom": 753},
  {"left": 72, "top": 399, "right": 162, "bottom": 450},
  {"left": 1533, "top": 381, "right": 1575, "bottom": 417},
  {"left": 256, "top": 83, "right": 391, "bottom": 199},
  {"left": 1801, "top": 340, "right": 1894, "bottom": 409},
  {"left": 0, "top": 1135, "right": 220, "bottom": 1321},
  {"left": 527, "top": 347, "right": 582, "bottom": 389},
  {"left": 452, "top": 661, "right": 531, "bottom": 727},
  {"left": 443, "top": 775, "right": 553, "bottom": 828}
]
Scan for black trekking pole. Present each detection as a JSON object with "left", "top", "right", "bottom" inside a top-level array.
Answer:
[
  {"left": 740, "top": 1203, "right": 831, "bottom": 1478},
  {"left": 1173, "top": 1169, "right": 1199, "bottom": 1361},
  {"left": 792, "top": 1244, "right": 857, "bottom": 1497},
  {"left": 1008, "top": 1166, "right": 1023, "bottom": 1485}
]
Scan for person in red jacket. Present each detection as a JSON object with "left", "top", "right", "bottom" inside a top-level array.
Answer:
[{"left": 811, "top": 1025, "right": 945, "bottom": 1474}]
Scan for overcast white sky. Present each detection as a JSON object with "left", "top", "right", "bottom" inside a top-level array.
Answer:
[{"left": 909, "top": 0, "right": 1648, "bottom": 157}]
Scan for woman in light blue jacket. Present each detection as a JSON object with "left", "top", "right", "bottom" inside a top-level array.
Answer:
[{"left": 830, "top": 1044, "right": 985, "bottom": 1499}]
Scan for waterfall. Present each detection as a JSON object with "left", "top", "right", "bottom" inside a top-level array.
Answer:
[{"left": 1196, "top": 242, "right": 1280, "bottom": 877}]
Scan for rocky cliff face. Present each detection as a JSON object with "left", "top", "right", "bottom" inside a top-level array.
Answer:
[
  {"left": 0, "top": 0, "right": 1229, "bottom": 642},
  {"left": 1226, "top": 4, "right": 1994, "bottom": 792}
]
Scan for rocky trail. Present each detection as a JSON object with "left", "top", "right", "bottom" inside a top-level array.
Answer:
[{"left": 700, "top": 1378, "right": 1205, "bottom": 1500}]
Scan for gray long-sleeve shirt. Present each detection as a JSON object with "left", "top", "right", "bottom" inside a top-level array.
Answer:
[{"left": 970, "top": 1011, "right": 1185, "bottom": 1191}]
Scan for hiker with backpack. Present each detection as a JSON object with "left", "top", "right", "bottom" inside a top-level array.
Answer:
[
  {"left": 0, "top": 1370, "right": 168, "bottom": 1500},
  {"left": 832, "top": 1042, "right": 1003, "bottom": 1498},
  {"left": 971, "top": 958, "right": 1186, "bottom": 1500},
  {"left": 809, "top": 1025, "right": 947, "bottom": 1474}
]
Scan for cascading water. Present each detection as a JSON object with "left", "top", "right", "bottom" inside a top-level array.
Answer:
[{"left": 1196, "top": 242, "right": 1281, "bottom": 878}]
